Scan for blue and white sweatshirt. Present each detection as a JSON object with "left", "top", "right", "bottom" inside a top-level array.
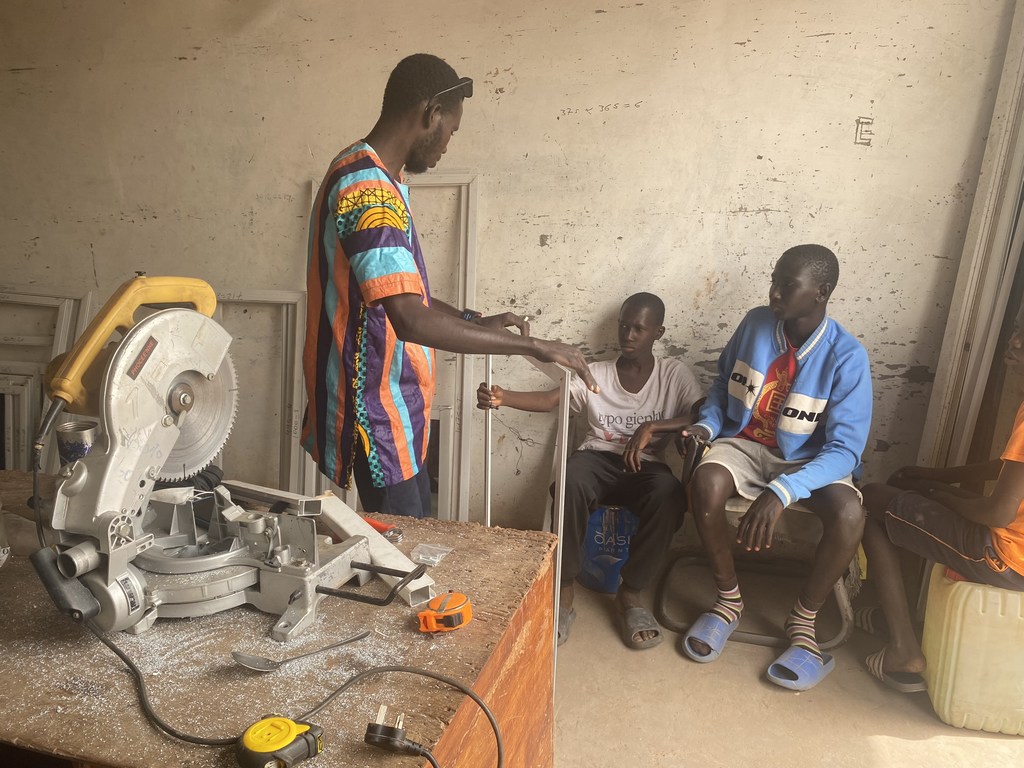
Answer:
[{"left": 694, "top": 306, "right": 872, "bottom": 506}]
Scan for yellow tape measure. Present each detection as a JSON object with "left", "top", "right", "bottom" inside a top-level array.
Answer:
[
  {"left": 417, "top": 591, "right": 473, "bottom": 633},
  {"left": 237, "top": 716, "right": 323, "bottom": 768}
]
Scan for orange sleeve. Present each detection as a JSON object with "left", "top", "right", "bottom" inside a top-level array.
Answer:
[
  {"left": 1000, "top": 401, "right": 1024, "bottom": 463},
  {"left": 361, "top": 272, "right": 426, "bottom": 306}
]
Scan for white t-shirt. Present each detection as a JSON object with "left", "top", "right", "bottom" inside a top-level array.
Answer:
[{"left": 569, "top": 357, "right": 703, "bottom": 463}]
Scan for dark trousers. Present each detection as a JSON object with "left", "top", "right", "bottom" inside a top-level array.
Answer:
[
  {"left": 353, "top": 443, "right": 432, "bottom": 519},
  {"left": 558, "top": 450, "right": 686, "bottom": 591}
]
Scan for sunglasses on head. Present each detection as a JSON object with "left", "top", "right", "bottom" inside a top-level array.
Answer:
[{"left": 425, "top": 77, "right": 474, "bottom": 110}]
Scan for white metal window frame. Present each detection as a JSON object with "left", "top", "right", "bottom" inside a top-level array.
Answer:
[
  {"left": 0, "top": 288, "right": 95, "bottom": 471},
  {"left": 919, "top": 1, "right": 1024, "bottom": 467},
  {"left": 0, "top": 366, "right": 41, "bottom": 471}
]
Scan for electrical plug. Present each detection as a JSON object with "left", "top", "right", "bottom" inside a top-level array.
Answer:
[{"left": 364, "top": 704, "right": 429, "bottom": 757}]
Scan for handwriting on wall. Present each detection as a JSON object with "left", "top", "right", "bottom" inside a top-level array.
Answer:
[
  {"left": 558, "top": 101, "right": 645, "bottom": 119},
  {"left": 855, "top": 116, "right": 874, "bottom": 146}
]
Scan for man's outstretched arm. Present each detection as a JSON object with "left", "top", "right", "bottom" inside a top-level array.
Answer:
[
  {"left": 381, "top": 293, "right": 598, "bottom": 392},
  {"left": 431, "top": 298, "right": 532, "bottom": 336}
]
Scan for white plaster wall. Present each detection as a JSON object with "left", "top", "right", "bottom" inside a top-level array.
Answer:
[{"left": 0, "top": 1, "right": 1016, "bottom": 527}]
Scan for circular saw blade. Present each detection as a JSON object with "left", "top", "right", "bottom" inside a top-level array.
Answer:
[{"left": 157, "top": 353, "right": 237, "bottom": 482}]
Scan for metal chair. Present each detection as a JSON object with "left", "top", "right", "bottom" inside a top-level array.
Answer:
[{"left": 654, "top": 496, "right": 858, "bottom": 651}]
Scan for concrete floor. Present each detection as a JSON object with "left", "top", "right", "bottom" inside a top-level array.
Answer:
[{"left": 552, "top": 566, "right": 1024, "bottom": 768}]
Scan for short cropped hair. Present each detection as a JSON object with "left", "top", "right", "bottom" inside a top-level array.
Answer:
[
  {"left": 381, "top": 53, "right": 467, "bottom": 118},
  {"left": 781, "top": 244, "right": 840, "bottom": 288},
  {"left": 621, "top": 292, "right": 666, "bottom": 325}
]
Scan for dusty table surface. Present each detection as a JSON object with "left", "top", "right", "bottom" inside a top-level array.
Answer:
[{"left": 0, "top": 482, "right": 555, "bottom": 768}]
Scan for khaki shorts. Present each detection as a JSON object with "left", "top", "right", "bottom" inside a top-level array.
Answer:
[{"left": 699, "top": 437, "right": 861, "bottom": 502}]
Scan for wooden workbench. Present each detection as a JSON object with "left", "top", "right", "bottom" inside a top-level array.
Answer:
[{"left": 0, "top": 471, "right": 555, "bottom": 768}]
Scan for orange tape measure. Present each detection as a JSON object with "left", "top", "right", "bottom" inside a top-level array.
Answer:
[{"left": 417, "top": 591, "right": 473, "bottom": 633}]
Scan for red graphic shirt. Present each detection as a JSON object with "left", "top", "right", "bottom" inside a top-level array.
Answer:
[{"left": 739, "top": 342, "right": 797, "bottom": 448}]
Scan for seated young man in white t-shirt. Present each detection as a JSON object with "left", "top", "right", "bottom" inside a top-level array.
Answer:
[{"left": 477, "top": 293, "right": 703, "bottom": 649}]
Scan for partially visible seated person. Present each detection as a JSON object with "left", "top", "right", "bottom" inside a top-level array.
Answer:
[
  {"left": 476, "top": 292, "right": 703, "bottom": 650},
  {"left": 680, "top": 244, "right": 872, "bottom": 692},
  {"left": 858, "top": 299, "right": 1024, "bottom": 693}
]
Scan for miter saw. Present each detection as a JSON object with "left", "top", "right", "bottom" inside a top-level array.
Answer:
[{"left": 30, "top": 275, "right": 434, "bottom": 642}]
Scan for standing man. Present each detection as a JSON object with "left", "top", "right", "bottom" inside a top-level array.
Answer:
[{"left": 302, "top": 53, "right": 597, "bottom": 519}]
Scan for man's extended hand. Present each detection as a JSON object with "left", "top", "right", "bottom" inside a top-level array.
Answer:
[
  {"left": 736, "top": 489, "right": 785, "bottom": 552},
  {"left": 476, "top": 312, "right": 530, "bottom": 336},
  {"left": 532, "top": 339, "right": 599, "bottom": 393},
  {"left": 476, "top": 382, "right": 504, "bottom": 410},
  {"left": 622, "top": 423, "right": 654, "bottom": 473}
]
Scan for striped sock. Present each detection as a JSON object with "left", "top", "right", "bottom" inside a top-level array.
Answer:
[
  {"left": 709, "top": 583, "right": 743, "bottom": 625},
  {"left": 785, "top": 598, "right": 822, "bottom": 661}
]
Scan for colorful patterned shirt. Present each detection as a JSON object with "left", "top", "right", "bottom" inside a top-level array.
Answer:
[{"left": 301, "top": 142, "right": 435, "bottom": 489}]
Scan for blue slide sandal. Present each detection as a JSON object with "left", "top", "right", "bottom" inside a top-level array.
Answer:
[
  {"left": 681, "top": 611, "right": 740, "bottom": 663},
  {"left": 766, "top": 645, "right": 836, "bottom": 691}
]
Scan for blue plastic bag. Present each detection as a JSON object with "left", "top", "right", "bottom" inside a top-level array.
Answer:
[{"left": 577, "top": 505, "right": 639, "bottom": 593}]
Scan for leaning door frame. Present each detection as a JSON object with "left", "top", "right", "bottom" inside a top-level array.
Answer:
[
  {"left": 918, "top": 1, "right": 1024, "bottom": 467},
  {"left": 211, "top": 290, "right": 309, "bottom": 494},
  {"left": 407, "top": 172, "right": 479, "bottom": 522}
]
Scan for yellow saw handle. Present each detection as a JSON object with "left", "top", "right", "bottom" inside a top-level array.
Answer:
[{"left": 47, "top": 275, "right": 218, "bottom": 410}]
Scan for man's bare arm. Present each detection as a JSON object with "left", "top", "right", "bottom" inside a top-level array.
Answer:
[{"left": 381, "top": 293, "right": 598, "bottom": 392}]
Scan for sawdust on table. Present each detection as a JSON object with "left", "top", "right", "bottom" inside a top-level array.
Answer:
[{"left": 0, "top": 502, "right": 554, "bottom": 768}]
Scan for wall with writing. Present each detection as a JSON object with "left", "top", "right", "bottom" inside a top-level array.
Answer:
[{"left": 0, "top": 1, "right": 1015, "bottom": 526}]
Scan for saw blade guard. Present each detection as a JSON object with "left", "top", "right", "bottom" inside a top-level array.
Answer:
[{"left": 51, "top": 307, "right": 236, "bottom": 540}]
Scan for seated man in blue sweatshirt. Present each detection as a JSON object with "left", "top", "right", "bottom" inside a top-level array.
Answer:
[{"left": 680, "top": 244, "right": 872, "bottom": 691}]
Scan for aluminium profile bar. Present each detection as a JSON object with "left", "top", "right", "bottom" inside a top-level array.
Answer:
[
  {"left": 483, "top": 354, "right": 493, "bottom": 527},
  {"left": 550, "top": 363, "right": 572, "bottom": 678}
]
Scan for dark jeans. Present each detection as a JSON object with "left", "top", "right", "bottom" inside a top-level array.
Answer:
[
  {"left": 886, "top": 491, "right": 1024, "bottom": 590},
  {"left": 352, "top": 443, "right": 432, "bottom": 519},
  {"left": 558, "top": 450, "right": 686, "bottom": 591}
]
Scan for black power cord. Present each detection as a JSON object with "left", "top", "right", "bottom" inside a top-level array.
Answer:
[
  {"left": 84, "top": 620, "right": 238, "bottom": 746},
  {"left": 301, "top": 665, "right": 504, "bottom": 768},
  {"left": 81, "top": 620, "right": 504, "bottom": 766}
]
